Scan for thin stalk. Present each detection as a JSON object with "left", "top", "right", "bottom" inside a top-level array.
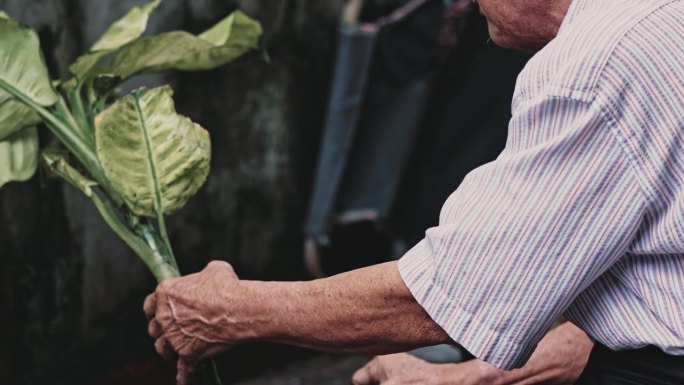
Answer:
[
  {"left": 42, "top": 116, "right": 124, "bottom": 207},
  {"left": 66, "top": 85, "right": 93, "bottom": 143},
  {"left": 131, "top": 218, "right": 179, "bottom": 273},
  {"left": 39, "top": 115, "right": 99, "bottom": 184},
  {"left": 156, "top": 211, "right": 177, "bottom": 267},
  {"left": 54, "top": 94, "right": 90, "bottom": 145},
  {"left": 92, "top": 96, "right": 107, "bottom": 117},
  {"left": 90, "top": 190, "right": 179, "bottom": 281},
  {"left": 203, "top": 361, "right": 223, "bottom": 385},
  {"left": 86, "top": 78, "right": 97, "bottom": 108}
]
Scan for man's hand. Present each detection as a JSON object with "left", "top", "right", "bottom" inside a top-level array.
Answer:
[
  {"left": 352, "top": 353, "right": 473, "bottom": 385},
  {"left": 352, "top": 322, "right": 594, "bottom": 385},
  {"left": 352, "top": 354, "right": 496, "bottom": 385},
  {"left": 144, "top": 261, "right": 242, "bottom": 385}
]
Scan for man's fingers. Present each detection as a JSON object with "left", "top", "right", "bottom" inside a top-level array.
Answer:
[
  {"left": 143, "top": 293, "right": 157, "bottom": 319},
  {"left": 206, "top": 260, "right": 238, "bottom": 279},
  {"left": 148, "top": 319, "right": 163, "bottom": 338},
  {"left": 199, "top": 344, "right": 230, "bottom": 361},
  {"left": 351, "top": 363, "right": 374, "bottom": 385},
  {"left": 177, "top": 358, "right": 197, "bottom": 385},
  {"left": 155, "top": 337, "right": 175, "bottom": 360}
]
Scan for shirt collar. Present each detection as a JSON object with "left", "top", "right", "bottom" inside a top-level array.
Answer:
[{"left": 558, "top": 0, "right": 603, "bottom": 34}]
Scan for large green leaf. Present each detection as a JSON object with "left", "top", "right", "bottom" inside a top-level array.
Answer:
[
  {"left": 0, "top": 17, "right": 58, "bottom": 140},
  {"left": 103, "top": 10, "right": 262, "bottom": 79},
  {"left": 94, "top": 86, "right": 210, "bottom": 217},
  {"left": 0, "top": 126, "right": 38, "bottom": 188},
  {"left": 68, "top": 0, "right": 161, "bottom": 81},
  {"left": 91, "top": 0, "right": 161, "bottom": 51}
]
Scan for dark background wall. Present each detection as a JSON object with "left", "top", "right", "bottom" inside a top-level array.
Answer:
[{"left": 0, "top": 0, "right": 345, "bottom": 383}]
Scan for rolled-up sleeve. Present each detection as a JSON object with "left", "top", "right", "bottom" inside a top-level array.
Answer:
[{"left": 398, "top": 95, "right": 647, "bottom": 369}]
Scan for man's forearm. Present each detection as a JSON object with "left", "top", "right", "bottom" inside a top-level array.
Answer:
[
  {"left": 237, "top": 261, "right": 453, "bottom": 354},
  {"left": 436, "top": 322, "right": 593, "bottom": 385}
]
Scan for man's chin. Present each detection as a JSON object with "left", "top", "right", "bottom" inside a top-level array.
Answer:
[
  {"left": 486, "top": 28, "right": 512, "bottom": 48},
  {"left": 487, "top": 29, "right": 544, "bottom": 53}
]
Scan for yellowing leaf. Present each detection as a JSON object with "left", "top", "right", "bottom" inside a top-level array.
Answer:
[{"left": 95, "top": 86, "right": 210, "bottom": 217}]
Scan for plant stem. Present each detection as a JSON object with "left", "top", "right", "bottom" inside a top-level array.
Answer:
[
  {"left": 42, "top": 116, "right": 124, "bottom": 207},
  {"left": 156, "top": 210, "right": 177, "bottom": 267},
  {"left": 54, "top": 95, "right": 87, "bottom": 144},
  {"left": 90, "top": 191, "right": 179, "bottom": 281},
  {"left": 66, "top": 86, "right": 93, "bottom": 143},
  {"left": 135, "top": 219, "right": 180, "bottom": 274}
]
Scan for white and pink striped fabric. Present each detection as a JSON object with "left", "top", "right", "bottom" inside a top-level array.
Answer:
[{"left": 399, "top": 0, "right": 684, "bottom": 370}]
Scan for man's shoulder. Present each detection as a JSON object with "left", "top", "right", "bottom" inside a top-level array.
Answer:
[{"left": 514, "top": 0, "right": 681, "bottom": 104}]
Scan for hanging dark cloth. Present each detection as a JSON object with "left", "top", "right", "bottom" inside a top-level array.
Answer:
[
  {"left": 305, "top": 0, "right": 446, "bottom": 243},
  {"left": 304, "top": 0, "right": 529, "bottom": 276}
]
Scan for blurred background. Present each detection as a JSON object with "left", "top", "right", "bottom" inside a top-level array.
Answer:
[{"left": 0, "top": 0, "right": 528, "bottom": 383}]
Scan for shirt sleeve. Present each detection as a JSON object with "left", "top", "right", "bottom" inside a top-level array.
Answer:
[{"left": 398, "top": 95, "right": 647, "bottom": 369}]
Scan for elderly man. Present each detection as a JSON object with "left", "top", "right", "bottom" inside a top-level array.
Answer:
[{"left": 145, "top": 0, "right": 684, "bottom": 384}]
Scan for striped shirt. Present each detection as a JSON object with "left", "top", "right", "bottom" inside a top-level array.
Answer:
[{"left": 399, "top": 0, "right": 684, "bottom": 370}]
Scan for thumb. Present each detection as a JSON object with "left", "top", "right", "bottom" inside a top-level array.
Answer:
[
  {"left": 176, "top": 358, "right": 197, "bottom": 385},
  {"left": 351, "top": 363, "right": 374, "bottom": 385}
]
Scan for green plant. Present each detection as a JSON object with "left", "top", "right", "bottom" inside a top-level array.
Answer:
[{"left": 0, "top": 1, "right": 262, "bottom": 383}]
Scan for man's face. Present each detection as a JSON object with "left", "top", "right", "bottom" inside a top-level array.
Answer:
[{"left": 476, "top": 0, "right": 572, "bottom": 52}]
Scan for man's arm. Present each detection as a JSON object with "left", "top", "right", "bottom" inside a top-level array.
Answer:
[
  {"left": 263, "top": 260, "right": 452, "bottom": 353},
  {"left": 144, "top": 260, "right": 451, "bottom": 384},
  {"left": 146, "top": 96, "right": 643, "bottom": 384},
  {"left": 352, "top": 322, "right": 594, "bottom": 385}
]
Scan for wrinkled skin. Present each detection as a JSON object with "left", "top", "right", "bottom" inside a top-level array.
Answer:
[
  {"left": 475, "top": 0, "right": 572, "bottom": 52},
  {"left": 144, "top": 261, "right": 243, "bottom": 385},
  {"left": 354, "top": 355, "right": 497, "bottom": 385},
  {"left": 145, "top": 260, "right": 594, "bottom": 385},
  {"left": 353, "top": 322, "right": 594, "bottom": 385},
  {"left": 144, "top": 260, "right": 451, "bottom": 385},
  {"left": 352, "top": 353, "right": 452, "bottom": 385}
]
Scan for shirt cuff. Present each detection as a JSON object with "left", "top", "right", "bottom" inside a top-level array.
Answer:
[{"left": 398, "top": 239, "right": 536, "bottom": 370}]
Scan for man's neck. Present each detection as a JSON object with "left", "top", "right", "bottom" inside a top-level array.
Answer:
[
  {"left": 557, "top": 0, "right": 604, "bottom": 35},
  {"left": 541, "top": 0, "right": 574, "bottom": 45}
]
